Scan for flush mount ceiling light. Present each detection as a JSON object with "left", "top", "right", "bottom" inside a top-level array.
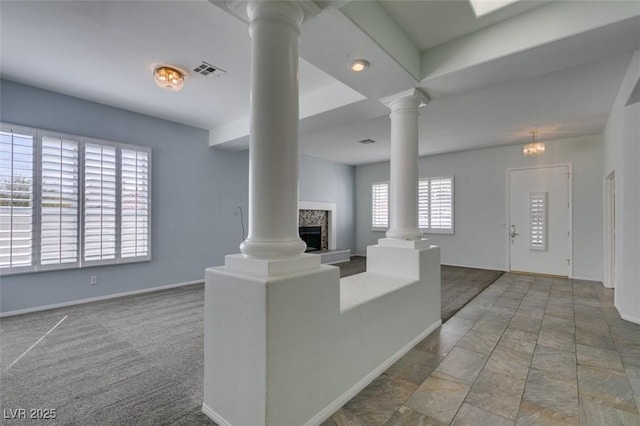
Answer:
[
  {"left": 153, "top": 66, "right": 185, "bottom": 91},
  {"left": 523, "top": 130, "right": 545, "bottom": 156},
  {"left": 350, "top": 59, "right": 369, "bottom": 72}
]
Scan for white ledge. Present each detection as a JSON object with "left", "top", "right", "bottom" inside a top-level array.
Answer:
[{"left": 340, "top": 272, "right": 417, "bottom": 312}]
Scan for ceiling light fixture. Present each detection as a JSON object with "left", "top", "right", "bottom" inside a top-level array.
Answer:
[
  {"left": 523, "top": 130, "right": 545, "bottom": 156},
  {"left": 153, "top": 66, "right": 185, "bottom": 91},
  {"left": 350, "top": 59, "right": 369, "bottom": 72}
]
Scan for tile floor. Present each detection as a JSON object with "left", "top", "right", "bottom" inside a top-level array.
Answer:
[{"left": 323, "top": 273, "right": 640, "bottom": 425}]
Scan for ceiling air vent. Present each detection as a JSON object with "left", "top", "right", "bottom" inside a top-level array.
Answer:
[
  {"left": 358, "top": 139, "right": 375, "bottom": 145},
  {"left": 193, "top": 61, "right": 226, "bottom": 77}
]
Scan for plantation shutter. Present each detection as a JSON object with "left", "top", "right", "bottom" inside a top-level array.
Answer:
[
  {"left": 529, "top": 191, "right": 547, "bottom": 251},
  {"left": 121, "top": 148, "right": 150, "bottom": 258},
  {"left": 40, "top": 136, "right": 79, "bottom": 266},
  {"left": 430, "top": 178, "right": 453, "bottom": 230},
  {"left": 418, "top": 179, "right": 430, "bottom": 229},
  {"left": 372, "top": 182, "right": 389, "bottom": 229},
  {"left": 84, "top": 143, "right": 117, "bottom": 262},
  {"left": 0, "top": 128, "right": 34, "bottom": 270}
]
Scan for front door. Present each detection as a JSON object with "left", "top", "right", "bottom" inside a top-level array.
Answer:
[{"left": 508, "top": 165, "right": 571, "bottom": 276}]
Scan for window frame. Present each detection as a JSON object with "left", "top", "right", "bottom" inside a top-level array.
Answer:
[
  {"left": 0, "top": 123, "right": 152, "bottom": 276},
  {"left": 419, "top": 176, "right": 455, "bottom": 235},
  {"left": 371, "top": 181, "right": 389, "bottom": 232},
  {"left": 370, "top": 177, "right": 455, "bottom": 235}
]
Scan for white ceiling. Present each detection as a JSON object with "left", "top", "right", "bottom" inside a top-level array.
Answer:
[
  {"left": 1, "top": 0, "right": 639, "bottom": 166},
  {"left": 378, "top": 0, "right": 551, "bottom": 50}
]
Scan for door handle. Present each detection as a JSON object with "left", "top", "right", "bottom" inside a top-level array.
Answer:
[{"left": 510, "top": 225, "right": 519, "bottom": 238}]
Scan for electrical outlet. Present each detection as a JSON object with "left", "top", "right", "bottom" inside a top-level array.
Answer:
[{"left": 90, "top": 276, "right": 98, "bottom": 285}]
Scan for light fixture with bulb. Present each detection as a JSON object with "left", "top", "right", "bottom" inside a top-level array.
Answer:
[
  {"left": 350, "top": 59, "right": 369, "bottom": 72},
  {"left": 153, "top": 66, "right": 186, "bottom": 91},
  {"left": 523, "top": 130, "right": 545, "bottom": 156}
]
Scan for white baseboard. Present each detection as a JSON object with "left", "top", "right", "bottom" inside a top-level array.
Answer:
[
  {"left": 202, "top": 403, "right": 232, "bottom": 426},
  {"left": 620, "top": 313, "right": 640, "bottom": 325},
  {"left": 0, "top": 280, "right": 204, "bottom": 318},
  {"left": 441, "top": 262, "right": 506, "bottom": 272},
  {"left": 304, "top": 319, "right": 442, "bottom": 426},
  {"left": 570, "top": 276, "right": 603, "bottom": 283}
]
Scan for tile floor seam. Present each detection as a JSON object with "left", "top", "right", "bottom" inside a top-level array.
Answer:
[
  {"left": 514, "top": 288, "right": 540, "bottom": 424},
  {"left": 572, "top": 282, "right": 584, "bottom": 425}
]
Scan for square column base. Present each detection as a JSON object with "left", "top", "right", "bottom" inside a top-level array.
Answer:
[
  {"left": 378, "top": 237, "right": 430, "bottom": 249},
  {"left": 225, "top": 253, "right": 320, "bottom": 277}
]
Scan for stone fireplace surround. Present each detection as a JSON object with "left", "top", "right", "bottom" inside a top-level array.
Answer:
[
  {"left": 299, "top": 210, "right": 328, "bottom": 250},
  {"left": 298, "top": 201, "right": 337, "bottom": 250}
]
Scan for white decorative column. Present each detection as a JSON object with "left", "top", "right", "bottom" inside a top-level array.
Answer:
[
  {"left": 239, "top": 0, "right": 306, "bottom": 260},
  {"left": 203, "top": 2, "right": 334, "bottom": 425},
  {"left": 379, "top": 88, "right": 430, "bottom": 248}
]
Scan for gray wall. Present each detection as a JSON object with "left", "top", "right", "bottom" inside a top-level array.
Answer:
[
  {"left": 355, "top": 134, "right": 604, "bottom": 281},
  {"left": 603, "top": 50, "right": 640, "bottom": 323},
  {"left": 299, "top": 154, "right": 355, "bottom": 250},
  {"left": 0, "top": 80, "right": 355, "bottom": 314}
]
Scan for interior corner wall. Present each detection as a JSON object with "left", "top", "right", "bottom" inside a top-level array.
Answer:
[
  {"left": 603, "top": 50, "right": 640, "bottom": 324},
  {"left": 299, "top": 155, "right": 356, "bottom": 251},
  {"left": 0, "top": 79, "right": 249, "bottom": 314},
  {"left": 355, "top": 134, "right": 604, "bottom": 281}
]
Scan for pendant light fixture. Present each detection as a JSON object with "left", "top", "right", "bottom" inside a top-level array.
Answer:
[{"left": 523, "top": 130, "right": 545, "bottom": 156}]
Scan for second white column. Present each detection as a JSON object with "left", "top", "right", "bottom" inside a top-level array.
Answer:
[{"left": 382, "top": 89, "right": 429, "bottom": 242}]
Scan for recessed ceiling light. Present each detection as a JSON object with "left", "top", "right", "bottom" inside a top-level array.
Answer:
[
  {"left": 350, "top": 59, "right": 369, "bottom": 72},
  {"left": 153, "top": 66, "right": 186, "bottom": 91}
]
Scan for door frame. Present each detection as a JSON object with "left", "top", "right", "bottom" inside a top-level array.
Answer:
[
  {"left": 603, "top": 171, "right": 616, "bottom": 288},
  {"left": 505, "top": 163, "right": 573, "bottom": 277}
]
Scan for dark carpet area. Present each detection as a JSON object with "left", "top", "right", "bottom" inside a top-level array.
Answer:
[
  {"left": 440, "top": 264, "right": 504, "bottom": 321},
  {"left": 0, "top": 259, "right": 501, "bottom": 425}
]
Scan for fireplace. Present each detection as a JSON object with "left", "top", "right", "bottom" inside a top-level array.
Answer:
[{"left": 299, "top": 226, "right": 322, "bottom": 252}]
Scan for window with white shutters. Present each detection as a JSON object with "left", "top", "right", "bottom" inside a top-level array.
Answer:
[
  {"left": 121, "top": 149, "right": 150, "bottom": 259},
  {"left": 0, "top": 126, "right": 34, "bottom": 272},
  {"left": 372, "top": 182, "right": 389, "bottom": 230},
  {"left": 419, "top": 177, "right": 454, "bottom": 234},
  {"left": 0, "top": 122, "right": 151, "bottom": 276},
  {"left": 41, "top": 136, "right": 79, "bottom": 267}
]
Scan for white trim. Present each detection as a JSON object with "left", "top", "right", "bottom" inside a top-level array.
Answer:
[
  {"left": 304, "top": 319, "right": 442, "bottom": 426},
  {"left": 620, "top": 313, "right": 640, "bottom": 325},
  {"left": 0, "top": 279, "right": 203, "bottom": 318},
  {"left": 379, "top": 88, "right": 430, "bottom": 108},
  {"left": 202, "top": 403, "right": 233, "bottom": 426},
  {"left": 441, "top": 262, "right": 506, "bottom": 272},
  {"left": 571, "top": 275, "right": 603, "bottom": 282},
  {"left": 506, "top": 163, "right": 573, "bottom": 277},
  {"left": 603, "top": 171, "right": 616, "bottom": 288},
  {"left": 299, "top": 200, "right": 337, "bottom": 250}
]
